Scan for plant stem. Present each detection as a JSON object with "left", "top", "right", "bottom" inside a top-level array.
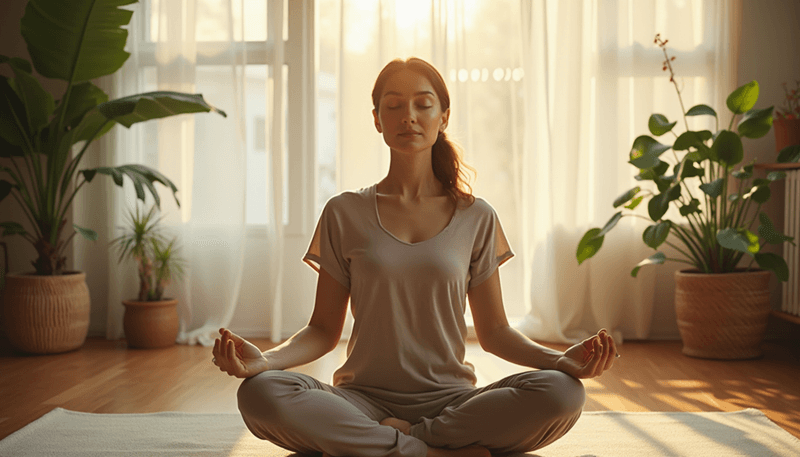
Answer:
[
  {"left": 9, "top": 189, "right": 43, "bottom": 244},
  {"left": 56, "top": 178, "right": 87, "bottom": 229}
]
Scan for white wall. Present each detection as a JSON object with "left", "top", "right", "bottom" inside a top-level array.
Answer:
[{"left": 3, "top": 0, "right": 799, "bottom": 341}]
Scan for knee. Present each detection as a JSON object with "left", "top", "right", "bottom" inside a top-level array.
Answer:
[
  {"left": 519, "top": 370, "right": 586, "bottom": 420},
  {"left": 237, "top": 371, "right": 297, "bottom": 423}
]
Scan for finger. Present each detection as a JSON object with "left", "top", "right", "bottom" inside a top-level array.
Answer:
[
  {"left": 586, "top": 337, "right": 604, "bottom": 377},
  {"left": 604, "top": 333, "right": 618, "bottom": 371},
  {"left": 212, "top": 338, "right": 220, "bottom": 359},
  {"left": 227, "top": 339, "right": 239, "bottom": 374}
]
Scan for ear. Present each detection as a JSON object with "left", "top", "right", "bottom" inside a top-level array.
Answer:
[
  {"left": 372, "top": 109, "right": 382, "bottom": 133},
  {"left": 439, "top": 108, "right": 450, "bottom": 132}
]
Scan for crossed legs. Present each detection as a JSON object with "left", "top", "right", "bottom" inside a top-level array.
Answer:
[{"left": 237, "top": 370, "right": 584, "bottom": 457}]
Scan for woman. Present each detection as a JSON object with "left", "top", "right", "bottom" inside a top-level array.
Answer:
[{"left": 213, "top": 57, "right": 617, "bottom": 457}]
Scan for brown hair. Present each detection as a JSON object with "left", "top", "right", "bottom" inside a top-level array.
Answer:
[{"left": 371, "top": 57, "right": 476, "bottom": 207}]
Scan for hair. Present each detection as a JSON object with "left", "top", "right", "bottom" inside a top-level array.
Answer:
[{"left": 371, "top": 57, "right": 476, "bottom": 207}]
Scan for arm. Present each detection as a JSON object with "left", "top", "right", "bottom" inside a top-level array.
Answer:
[
  {"left": 213, "top": 267, "right": 349, "bottom": 378},
  {"left": 468, "top": 269, "right": 616, "bottom": 378},
  {"left": 263, "top": 267, "right": 350, "bottom": 371}
]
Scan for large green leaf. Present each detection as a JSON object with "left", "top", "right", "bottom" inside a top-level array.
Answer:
[
  {"left": 82, "top": 164, "right": 180, "bottom": 208},
  {"left": 726, "top": 81, "right": 759, "bottom": 115},
  {"left": 643, "top": 221, "right": 671, "bottom": 249},
  {"left": 647, "top": 185, "right": 681, "bottom": 221},
  {"left": 758, "top": 212, "right": 794, "bottom": 245},
  {"left": 629, "top": 135, "right": 671, "bottom": 169},
  {"left": 53, "top": 81, "right": 109, "bottom": 132},
  {"left": 73, "top": 224, "right": 99, "bottom": 241},
  {"left": 0, "top": 135, "right": 25, "bottom": 158},
  {"left": 679, "top": 198, "right": 701, "bottom": 216},
  {"left": 20, "top": 0, "right": 136, "bottom": 82},
  {"left": 699, "top": 178, "right": 724, "bottom": 198},
  {"left": 613, "top": 187, "right": 640, "bottom": 208},
  {"left": 685, "top": 104, "right": 717, "bottom": 118},
  {"left": 631, "top": 252, "right": 666, "bottom": 277},
  {"left": 777, "top": 144, "right": 800, "bottom": 163},
  {"left": 0, "top": 76, "right": 29, "bottom": 149},
  {"left": 0, "top": 221, "right": 28, "bottom": 237},
  {"left": 6, "top": 57, "right": 54, "bottom": 135},
  {"left": 596, "top": 212, "right": 623, "bottom": 238},
  {"left": 0, "top": 180, "right": 13, "bottom": 204},
  {"left": 97, "top": 91, "right": 227, "bottom": 128},
  {"left": 577, "top": 228, "right": 603, "bottom": 265},
  {"left": 711, "top": 130, "right": 743, "bottom": 166},
  {"left": 754, "top": 252, "right": 789, "bottom": 282},
  {"left": 648, "top": 114, "right": 676, "bottom": 136},
  {"left": 717, "top": 228, "right": 759, "bottom": 254},
  {"left": 673, "top": 130, "right": 712, "bottom": 151},
  {"left": 72, "top": 108, "right": 115, "bottom": 143},
  {"left": 737, "top": 106, "right": 773, "bottom": 139},
  {"left": 635, "top": 161, "right": 670, "bottom": 182}
]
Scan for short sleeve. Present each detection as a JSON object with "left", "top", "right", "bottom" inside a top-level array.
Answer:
[
  {"left": 468, "top": 203, "right": 514, "bottom": 289},
  {"left": 302, "top": 199, "right": 351, "bottom": 289}
]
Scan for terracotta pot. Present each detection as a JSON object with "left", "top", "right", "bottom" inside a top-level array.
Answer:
[
  {"left": 122, "top": 298, "right": 179, "bottom": 349},
  {"left": 774, "top": 117, "right": 800, "bottom": 153},
  {"left": 2, "top": 271, "right": 91, "bottom": 354},
  {"left": 674, "top": 269, "right": 771, "bottom": 360}
]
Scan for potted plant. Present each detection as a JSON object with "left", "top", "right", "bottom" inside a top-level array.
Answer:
[
  {"left": 774, "top": 80, "right": 800, "bottom": 160},
  {"left": 0, "top": 0, "right": 226, "bottom": 354},
  {"left": 576, "top": 34, "right": 796, "bottom": 359},
  {"left": 111, "top": 204, "right": 184, "bottom": 349}
]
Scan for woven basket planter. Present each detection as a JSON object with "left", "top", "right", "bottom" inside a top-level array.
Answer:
[
  {"left": 122, "top": 299, "right": 179, "bottom": 349},
  {"left": 675, "top": 269, "right": 771, "bottom": 360},
  {"left": 2, "top": 271, "right": 91, "bottom": 354}
]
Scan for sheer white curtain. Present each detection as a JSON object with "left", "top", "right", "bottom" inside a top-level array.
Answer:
[
  {"left": 516, "top": 0, "right": 742, "bottom": 343},
  {"left": 105, "top": 0, "right": 271, "bottom": 346},
  {"left": 322, "top": 0, "right": 741, "bottom": 343}
]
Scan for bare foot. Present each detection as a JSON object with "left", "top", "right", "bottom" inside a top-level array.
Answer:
[
  {"left": 427, "top": 444, "right": 491, "bottom": 457},
  {"left": 380, "top": 417, "right": 412, "bottom": 435}
]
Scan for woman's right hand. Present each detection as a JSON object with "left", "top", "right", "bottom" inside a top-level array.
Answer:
[{"left": 212, "top": 328, "right": 269, "bottom": 378}]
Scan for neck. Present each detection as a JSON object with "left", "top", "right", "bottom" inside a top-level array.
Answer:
[{"left": 377, "top": 147, "right": 443, "bottom": 200}]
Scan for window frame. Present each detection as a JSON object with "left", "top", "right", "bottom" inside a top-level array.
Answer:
[{"left": 136, "top": 0, "right": 316, "bottom": 237}]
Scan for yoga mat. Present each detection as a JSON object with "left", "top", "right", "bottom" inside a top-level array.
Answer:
[{"left": 0, "top": 407, "right": 797, "bottom": 456}]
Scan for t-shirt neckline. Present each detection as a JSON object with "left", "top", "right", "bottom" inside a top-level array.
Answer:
[{"left": 371, "top": 183, "right": 459, "bottom": 246}]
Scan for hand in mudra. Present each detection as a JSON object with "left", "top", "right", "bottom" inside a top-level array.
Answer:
[
  {"left": 556, "top": 328, "right": 617, "bottom": 379},
  {"left": 212, "top": 328, "right": 268, "bottom": 378}
]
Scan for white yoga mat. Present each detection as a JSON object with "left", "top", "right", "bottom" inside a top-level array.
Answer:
[{"left": 1, "top": 408, "right": 797, "bottom": 456}]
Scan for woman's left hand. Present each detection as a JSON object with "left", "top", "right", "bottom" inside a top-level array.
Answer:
[{"left": 556, "top": 329, "right": 617, "bottom": 379}]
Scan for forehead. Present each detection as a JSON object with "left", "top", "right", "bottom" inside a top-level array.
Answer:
[{"left": 381, "top": 69, "right": 437, "bottom": 98}]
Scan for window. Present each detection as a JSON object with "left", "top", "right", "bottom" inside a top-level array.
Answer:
[{"left": 135, "top": 0, "right": 313, "bottom": 230}]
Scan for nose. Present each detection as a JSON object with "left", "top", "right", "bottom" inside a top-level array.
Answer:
[{"left": 401, "top": 107, "right": 415, "bottom": 125}]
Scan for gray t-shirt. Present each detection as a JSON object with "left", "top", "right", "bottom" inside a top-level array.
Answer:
[{"left": 303, "top": 183, "right": 514, "bottom": 395}]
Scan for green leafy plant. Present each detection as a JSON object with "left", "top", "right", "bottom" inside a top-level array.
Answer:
[
  {"left": 576, "top": 34, "right": 795, "bottom": 281},
  {"left": 0, "top": 0, "right": 226, "bottom": 275},
  {"left": 111, "top": 204, "right": 184, "bottom": 301}
]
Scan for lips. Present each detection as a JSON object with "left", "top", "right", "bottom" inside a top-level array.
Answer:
[{"left": 399, "top": 131, "right": 422, "bottom": 137}]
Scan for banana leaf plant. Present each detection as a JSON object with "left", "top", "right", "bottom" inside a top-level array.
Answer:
[
  {"left": 0, "top": 0, "right": 226, "bottom": 275},
  {"left": 576, "top": 34, "right": 796, "bottom": 281}
]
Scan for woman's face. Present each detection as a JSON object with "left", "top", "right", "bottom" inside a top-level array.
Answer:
[{"left": 373, "top": 69, "right": 450, "bottom": 155}]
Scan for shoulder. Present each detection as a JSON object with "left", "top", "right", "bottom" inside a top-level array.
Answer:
[
  {"left": 320, "top": 185, "right": 373, "bottom": 216},
  {"left": 461, "top": 196, "right": 498, "bottom": 219}
]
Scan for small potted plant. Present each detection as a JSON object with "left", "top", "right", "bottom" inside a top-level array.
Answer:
[
  {"left": 774, "top": 80, "right": 800, "bottom": 160},
  {"left": 576, "top": 34, "right": 796, "bottom": 359},
  {"left": 111, "top": 204, "right": 185, "bottom": 349}
]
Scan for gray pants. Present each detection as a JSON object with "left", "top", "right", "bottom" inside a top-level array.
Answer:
[{"left": 237, "top": 370, "right": 585, "bottom": 457}]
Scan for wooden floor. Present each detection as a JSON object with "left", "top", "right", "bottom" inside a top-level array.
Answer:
[{"left": 1, "top": 336, "right": 799, "bottom": 442}]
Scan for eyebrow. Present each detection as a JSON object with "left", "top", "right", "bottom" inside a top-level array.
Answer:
[{"left": 383, "top": 91, "right": 435, "bottom": 97}]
